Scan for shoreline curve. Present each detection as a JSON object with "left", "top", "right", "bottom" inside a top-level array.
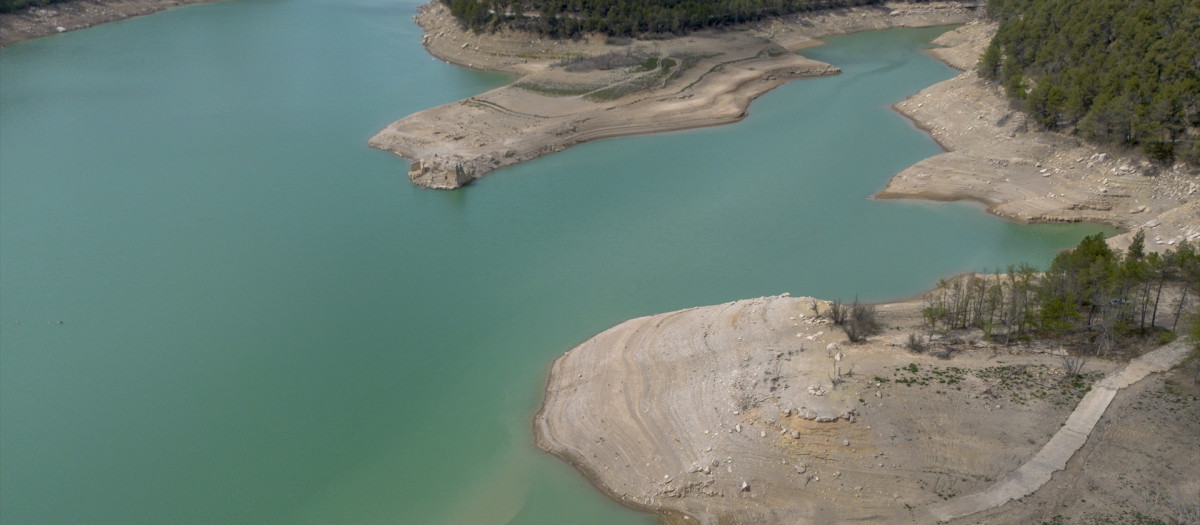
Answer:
[{"left": 369, "top": 1, "right": 982, "bottom": 189}]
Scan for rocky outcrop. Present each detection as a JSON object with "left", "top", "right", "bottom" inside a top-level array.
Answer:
[{"left": 408, "top": 155, "right": 477, "bottom": 189}]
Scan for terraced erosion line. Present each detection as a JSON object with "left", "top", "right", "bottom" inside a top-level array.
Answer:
[{"left": 925, "top": 338, "right": 1195, "bottom": 523}]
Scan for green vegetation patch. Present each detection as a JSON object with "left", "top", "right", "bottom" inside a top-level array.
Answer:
[
  {"left": 512, "top": 81, "right": 598, "bottom": 97},
  {"left": 1, "top": 0, "right": 66, "bottom": 13},
  {"left": 664, "top": 53, "right": 713, "bottom": 87},
  {"left": 582, "top": 58, "right": 679, "bottom": 101},
  {"left": 583, "top": 72, "right": 665, "bottom": 101},
  {"left": 560, "top": 51, "right": 647, "bottom": 73},
  {"left": 889, "top": 362, "right": 1101, "bottom": 407},
  {"left": 526, "top": 52, "right": 688, "bottom": 101},
  {"left": 634, "top": 56, "right": 659, "bottom": 72}
]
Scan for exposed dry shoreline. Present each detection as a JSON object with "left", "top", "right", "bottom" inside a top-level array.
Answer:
[
  {"left": 0, "top": 0, "right": 220, "bottom": 47},
  {"left": 534, "top": 294, "right": 1199, "bottom": 524},
  {"left": 369, "top": 1, "right": 982, "bottom": 189}
]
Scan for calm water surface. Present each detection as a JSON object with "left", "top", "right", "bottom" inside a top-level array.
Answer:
[{"left": 0, "top": 1, "right": 1106, "bottom": 523}]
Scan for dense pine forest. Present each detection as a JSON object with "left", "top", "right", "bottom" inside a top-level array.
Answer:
[
  {"left": 0, "top": 0, "right": 63, "bottom": 13},
  {"left": 441, "top": 0, "right": 901, "bottom": 37},
  {"left": 979, "top": 0, "right": 1200, "bottom": 165}
]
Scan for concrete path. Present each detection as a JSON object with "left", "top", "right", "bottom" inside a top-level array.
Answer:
[{"left": 925, "top": 338, "right": 1194, "bottom": 523}]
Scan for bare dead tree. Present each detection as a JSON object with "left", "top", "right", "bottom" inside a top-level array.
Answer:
[
  {"left": 1061, "top": 353, "right": 1087, "bottom": 381},
  {"left": 830, "top": 299, "right": 847, "bottom": 326}
]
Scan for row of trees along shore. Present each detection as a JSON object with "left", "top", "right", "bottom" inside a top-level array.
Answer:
[
  {"left": 0, "top": 0, "right": 64, "bottom": 13},
  {"left": 922, "top": 233, "right": 1200, "bottom": 357},
  {"left": 979, "top": 0, "right": 1200, "bottom": 165},
  {"left": 440, "top": 0, "right": 937, "bottom": 38}
]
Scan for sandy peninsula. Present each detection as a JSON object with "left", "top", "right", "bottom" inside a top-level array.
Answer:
[
  {"left": 0, "top": 0, "right": 220, "bottom": 47},
  {"left": 369, "top": 1, "right": 981, "bottom": 189},
  {"left": 534, "top": 294, "right": 1198, "bottom": 524}
]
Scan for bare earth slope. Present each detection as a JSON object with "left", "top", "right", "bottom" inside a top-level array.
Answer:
[
  {"left": 369, "top": 2, "right": 980, "bottom": 189},
  {"left": 0, "top": 0, "right": 220, "bottom": 47},
  {"left": 534, "top": 295, "right": 1199, "bottom": 524}
]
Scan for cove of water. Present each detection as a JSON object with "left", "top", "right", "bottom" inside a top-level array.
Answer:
[{"left": 0, "top": 1, "right": 1107, "bottom": 524}]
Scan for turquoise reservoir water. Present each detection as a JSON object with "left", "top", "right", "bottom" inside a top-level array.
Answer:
[{"left": 0, "top": 1, "right": 1107, "bottom": 524}]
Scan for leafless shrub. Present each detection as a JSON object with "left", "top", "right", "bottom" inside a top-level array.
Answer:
[
  {"left": 995, "top": 111, "right": 1013, "bottom": 127},
  {"left": 829, "top": 364, "right": 844, "bottom": 388},
  {"left": 1061, "top": 354, "right": 1087, "bottom": 380},
  {"left": 1144, "top": 481, "right": 1200, "bottom": 524},
  {"left": 830, "top": 299, "right": 847, "bottom": 326},
  {"left": 906, "top": 333, "right": 926, "bottom": 353}
]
